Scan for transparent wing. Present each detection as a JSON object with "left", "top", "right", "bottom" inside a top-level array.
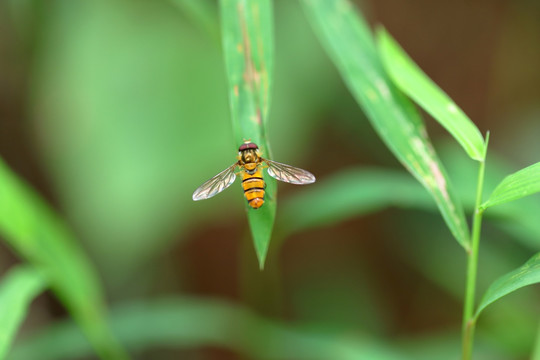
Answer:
[
  {"left": 192, "top": 163, "right": 238, "bottom": 201},
  {"left": 264, "top": 159, "right": 316, "bottom": 185}
]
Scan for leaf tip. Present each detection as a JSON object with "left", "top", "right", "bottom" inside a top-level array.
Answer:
[
  {"left": 255, "top": 244, "right": 267, "bottom": 270},
  {"left": 375, "top": 26, "right": 393, "bottom": 50},
  {"left": 374, "top": 25, "right": 387, "bottom": 37}
]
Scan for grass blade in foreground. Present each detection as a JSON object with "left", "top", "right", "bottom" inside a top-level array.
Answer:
[
  {"left": 0, "top": 266, "right": 47, "bottom": 359},
  {"left": 475, "top": 252, "right": 540, "bottom": 318},
  {"left": 0, "top": 158, "right": 127, "bottom": 359},
  {"left": 482, "top": 162, "right": 540, "bottom": 209},
  {"left": 301, "top": 0, "right": 470, "bottom": 249},
  {"left": 11, "top": 297, "right": 408, "bottom": 360},
  {"left": 377, "top": 29, "right": 485, "bottom": 161},
  {"left": 220, "top": 0, "right": 276, "bottom": 268}
]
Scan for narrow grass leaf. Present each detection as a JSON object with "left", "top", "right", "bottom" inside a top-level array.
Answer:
[
  {"left": 482, "top": 162, "right": 540, "bottom": 209},
  {"left": 11, "top": 297, "right": 409, "bottom": 360},
  {"left": 301, "top": 0, "right": 470, "bottom": 249},
  {"left": 0, "top": 158, "right": 127, "bottom": 359},
  {"left": 0, "top": 266, "right": 47, "bottom": 359},
  {"left": 220, "top": 0, "right": 276, "bottom": 268},
  {"left": 279, "top": 168, "right": 433, "bottom": 236},
  {"left": 475, "top": 252, "right": 540, "bottom": 319},
  {"left": 377, "top": 29, "right": 485, "bottom": 161}
]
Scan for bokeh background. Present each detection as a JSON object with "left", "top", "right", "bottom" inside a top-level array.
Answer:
[{"left": 1, "top": 0, "right": 539, "bottom": 359}]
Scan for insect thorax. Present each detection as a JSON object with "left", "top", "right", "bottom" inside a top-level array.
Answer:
[{"left": 238, "top": 148, "right": 261, "bottom": 166}]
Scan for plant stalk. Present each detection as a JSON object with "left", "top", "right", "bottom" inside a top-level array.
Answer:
[{"left": 461, "top": 157, "right": 486, "bottom": 360}]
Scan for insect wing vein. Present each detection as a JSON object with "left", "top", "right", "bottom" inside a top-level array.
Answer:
[
  {"left": 192, "top": 163, "right": 238, "bottom": 201},
  {"left": 265, "top": 159, "right": 316, "bottom": 185}
]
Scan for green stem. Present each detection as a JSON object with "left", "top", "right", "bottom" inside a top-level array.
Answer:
[{"left": 461, "top": 155, "right": 487, "bottom": 360}]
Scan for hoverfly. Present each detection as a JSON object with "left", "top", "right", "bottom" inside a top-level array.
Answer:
[{"left": 192, "top": 140, "right": 316, "bottom": 209}]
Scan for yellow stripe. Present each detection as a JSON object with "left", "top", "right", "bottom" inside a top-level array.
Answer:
[
  {"left": 243, "top": 179, "right": 265, "bottom": 190},
  {"left": 244, "top": 189, "right": 265, "bottom": 201},
  {"left": 242, "top": 168, "right": 263, "bottom": 181}
]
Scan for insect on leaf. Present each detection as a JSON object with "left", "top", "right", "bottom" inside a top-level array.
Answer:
[
  {"left": 482, "top": 162, "right": 540, "bottom": 209},
  {"left": 377, "top": 29, "right": 485, "bottom": 162},
  {"left": 0, "top": 266, "right": 47, "bottom": 359},
  {"left": 220, "top": 0, "right": 275, "bottom": 268},
  {"left": 301, "top": 0, "right": 470, "bottom": 249},
  {"left": 475, "top": 252, "right": 540, "bottom": 319},
  {"left": 0, "top": 157, "right": 127, "bottom": 359}
]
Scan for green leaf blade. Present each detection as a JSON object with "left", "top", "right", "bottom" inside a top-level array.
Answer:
[
  {"left": 0, "top": 266, "right": 47, "bottom": 359},
  {"left": 377, "top": 29, "right": 485, "bottom": 161},
  {"left": 301, "top": 0, "right": 470, "bottom": 249},
  {"left": 475, "top": 252, "right": 540, "bottom": 318},
  {"left": 220, "top": 0, "right": 276, "bottom": 268},
  {"left": 0, "top": 158, "right": 127, "bottom": 359},
  {"left": 483, "top": 162, "right": 540, "bottom": 209},
  {"left": 11, "top": 297, "right": 408, "bottom": 360}
]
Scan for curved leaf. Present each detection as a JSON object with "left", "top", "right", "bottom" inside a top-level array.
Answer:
[
  {"left": 220, "top": 0, "right": 276, "bottom": 268},
  {"left": 377, "top": 29, "right": 485, "bottom": 161},
  {"left": 482, "top": 162, "right": 540, "bottom": 209},
  {"left": 0, "top": 266, "right": 47, "bottom": 359},
  {"left": 475, "top": 252, "right": 540, "bottom": 318},
  {"left": 11, "top": 297, "right": 408, "bottom": 360},
  {"left": 0, "top": 158, "right": 127, "bottom": 359},
  {"left": 301, "top": 0, "right": 470, "bottom": 249}
]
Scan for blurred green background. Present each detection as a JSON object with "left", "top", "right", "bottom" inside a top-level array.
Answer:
[{"left": 1, "top": 0, "right": 539, "bottom": 359}]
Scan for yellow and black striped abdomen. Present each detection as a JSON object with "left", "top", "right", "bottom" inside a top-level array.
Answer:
[{"left": 242, "top": 167, "right": 265, "bottom": 209}]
